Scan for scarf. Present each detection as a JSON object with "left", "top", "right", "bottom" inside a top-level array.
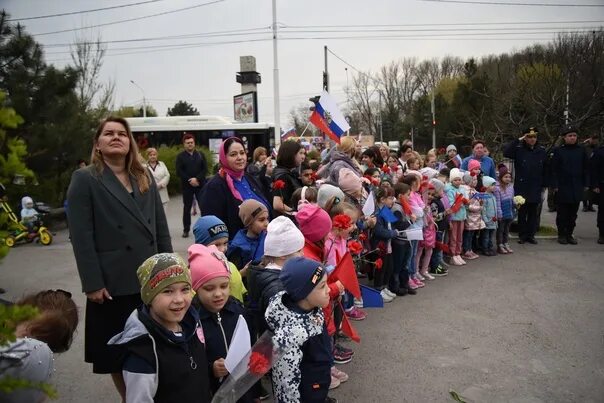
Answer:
[{"left": 219, "top": 137, "right": 246, "bottom": 202}]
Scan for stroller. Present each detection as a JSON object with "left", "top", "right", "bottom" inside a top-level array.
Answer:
[{"left": 0, "top": 186, "right": 53, "bottom": 247}]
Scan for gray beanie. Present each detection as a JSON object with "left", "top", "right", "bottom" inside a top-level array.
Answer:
[
  {"left": 462, "top": 172, "right": 474, "bottom": 186},
  {"left": 429, "top": 178, "right": 445, "bottom": 193},
  {"left": 317, "top": 184, "right": 345, "bottom": 210}
]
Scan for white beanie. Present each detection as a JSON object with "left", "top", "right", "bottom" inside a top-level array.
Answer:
[
  {"left": 317, "top": 184, "right": 345, "bottom": 210},
  {"left": 264, "top": 216, "right": 305, "bottom": 257},
  {"left": 420, "top": 167, "right": 439, "bottom": 180},
  {"left": 450, "top": 168, "right": 463, "bottom": 181}
]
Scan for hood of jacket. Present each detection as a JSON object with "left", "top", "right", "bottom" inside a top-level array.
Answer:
[{"left": 264, "top": 291, "right": 324, "bottom": 350}]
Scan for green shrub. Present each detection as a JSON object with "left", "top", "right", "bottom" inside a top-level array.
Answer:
[{"left": 154, "top": 145, "right": 215, "bottom": 196}]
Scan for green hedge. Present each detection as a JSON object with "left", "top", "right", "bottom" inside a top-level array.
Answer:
[{"left": 154, "top": 145, "right": 215, "bottom": 196}]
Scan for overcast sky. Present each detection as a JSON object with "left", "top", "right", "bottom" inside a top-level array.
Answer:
[{"left": 4, "top": 0, "right": 604, "bottom": 127}]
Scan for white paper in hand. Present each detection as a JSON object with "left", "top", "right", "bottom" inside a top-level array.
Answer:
[
  {"left": 362, "top": 190, "right": 376, "bottom": 217},
  {"left": 224, "top": 315, "right": 251, "bottom": 373}
]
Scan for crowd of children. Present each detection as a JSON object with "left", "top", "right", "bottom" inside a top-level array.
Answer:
[{"left": 105, "top": 140, "right": 527, "bottom": 403}]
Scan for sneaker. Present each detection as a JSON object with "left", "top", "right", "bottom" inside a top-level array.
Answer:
[
  {"left": 497, "top": 245, "right": 508, "bottom": 254},
  {"left": 329, "top": 375, "right": 341, "bottom": 389},
  {"left": 406, "top": 287, "right": 418, "bottom": 295},
  {"left": 430, "top": 265, "right": 449, "bottom": 277},
  {"left": 335, "top": 344, "right": 354, "bottom": 356},
  {"left": 259, "top": 383, "right": 270, "bottom": 400},
  {"left": 383, "top": 288, "right": 397, "bottom": 298},
  {"left": 470, "top": 251, "right": 480, "bottom": 259},
  {"left": 333, "top": 350, "right": 352, "bottom": 364},
  {"left": 462, "top": 251, "right": 477, "bottom": 260},
  {"left": 458, "top": 256, "right": 467, "bottom": 265},
  {"left": 408, "top": 279, "right": 419, "bottom": 290},
  {"left": 567, "top": 235, "right": 578, "bottom": 245},
  {"left": 558, "top": 237, "right": 568, "bottom": 245},
  {"left": 413, "top": 278, "right": 425, "bottom": 288},
  {"left": 182, "top": 231, "right": 189, "bottom": 238},
  {"left": 423, "top": 272, "right": 435, "bottom": 280},
  {"left": 353, "top": 298, "right": 364, "bottom": 308},
  {"left": 504, "top": 243, "right": 514, "bottom": 253},
  {"left": 331, "top": 366, "right": 349, "bottom": 383},
  {"left": 416, "top": 272, "right": 425, "bottom": 281},
  {"left": 380, "top": 289, "right": 394, "bottom": 303},
  {"left": 345, "top": 307, "right": 367, "bottom": 321},
  {"left": 450, "top": 255, "right": 463, "bottom": 266},
  {"left": 395, "top": 287, "right": 408, "bottom": 296}
]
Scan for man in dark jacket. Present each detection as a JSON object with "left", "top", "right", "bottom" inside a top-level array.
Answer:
[
  {"left": 583, "top": 135, "right": 599, "bottom": 212},
  {"left": 551, "top": 126, "right": 589, "bottom": 245},
  {"left": 590, "top": 141, "right": 604, "bottom": 244},
  {"left": 176, "top": 134, "right": 207, "bottom": 238},
  {"left": 503, "top": 127, "right": 547, "bottom": 244}
]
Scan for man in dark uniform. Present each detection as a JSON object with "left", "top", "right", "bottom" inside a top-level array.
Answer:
[
  {"left": 583, "top": 134, "right": 599, "bottom": 212},
  {"left": 176, "top": 134, "right": 207, "bottom": 238},
  {"left": 590, "top": 136, "right": 604, "bottom": 244},
  {"left": 503, "top": 127, "right": 546, "bottom": 244},
  {"left": 551, "top": 125, "right": 589, "bottom": 245}
]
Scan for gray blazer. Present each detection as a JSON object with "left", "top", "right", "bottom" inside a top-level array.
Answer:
[{"left": 67, "top": 165, "right": 173, "bottom": 296}]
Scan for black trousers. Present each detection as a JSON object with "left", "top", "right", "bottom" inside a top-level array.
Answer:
[
  {"left": 182, "top": 184, "right": 204, "bottom": 232},
  {"left": 373, "top": 253, "right": 393, "bottom": 290},
  {"left": 597, "top": 191, "right": 604, "bottom": 235},
  {"left": 556, "top": 202, "right": 580, "bottom": 238},
  {"left": 518, "top": 202, "right": 539, "bottom": 240}
]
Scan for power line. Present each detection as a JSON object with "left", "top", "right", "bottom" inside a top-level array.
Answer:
[
  {"left": 421, "top": 0, "right": 604, "bottom": 6},
  {"left": 7, "top": 0, "right": 166, "bottom": 22},
  {"left": 280, "top": 27, "right": 602, "bottom": 35},
  {"left": 33, "top": 0, "right": 225, "bottom": 36},
  {"left": 283, "top": 19, "right": 604, "bottom": 28}
]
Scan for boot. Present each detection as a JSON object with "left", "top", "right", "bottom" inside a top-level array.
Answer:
[{"left": 566, "top": 234, "right": 578, "bottom": 245}]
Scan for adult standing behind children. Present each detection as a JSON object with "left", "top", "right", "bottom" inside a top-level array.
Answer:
[
  {"left": 551, "top": 125, "right": 589, "bottom": 245},
  {"left": 176, "top": 134, "right": 207, "bottom": 238},
  {"left": 461, "top": 140, "right": 497, "bottom": 179},
  {"left": 146, "top": 147, "right": 170, "bottom": 207},
  {"left": 503, "top": 127, "right": 547, "bottom": 244},
  {"left": 67, "top": 117, "right": 172, "bottom": 401},
  {"left": 272, "top": 140, "right": 305, "bottom": 215},
  {"left": 200, "top": 137, "right": 271, "bottom": 240}
]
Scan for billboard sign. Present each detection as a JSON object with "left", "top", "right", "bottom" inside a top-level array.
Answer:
[{"left": 233, "top": 91, "right": 258, "bottom": 123}]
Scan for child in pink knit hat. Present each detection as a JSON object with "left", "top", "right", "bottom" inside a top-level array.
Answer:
[{"left": 188, "top": 243, "right": 261, "bottom": 402}]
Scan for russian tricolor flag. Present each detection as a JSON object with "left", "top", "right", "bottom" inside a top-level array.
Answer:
[
  {"left": 281, "top": 127, "right": 296, "bottom": 141},
  {"left": 309, "top": 90, "right": 350, "bottom": 143}
]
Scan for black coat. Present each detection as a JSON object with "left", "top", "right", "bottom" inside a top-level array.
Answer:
[
  {"left": 194, "top": 297, "right": 258, "bottom": 402},
  {"left": 551, "top": 143, "right": 589, "bottom": 204},
  {"left": 200, "top": 172, "right": 271, "bottom": 240},
  {"left": 590, "top": 146, "right": 604, "bottom": 189},
  {"left": 176, "top": 150, "right": 207, "bottom": 186},
  {"left": 503, "top": 139, "right": 547, "bottom": 204},
  {"left": 272, "top": 166, "right": 302, "bottom": 208},
  {"left": 67, "top": 165, "right": 172, "bottom": 295},
  {"left": 246, "top": 265, "right": 283, "bottom": 335}
]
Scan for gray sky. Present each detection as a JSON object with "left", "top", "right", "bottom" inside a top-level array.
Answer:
[{"left": 4, "top": 0, "right": 604, "bottom": 127}]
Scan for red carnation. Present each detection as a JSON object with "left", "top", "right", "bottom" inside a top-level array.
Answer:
[
  {"left": 480, "top": 187, "right": 486, "bottom": 192},
  {"left": 273, "top": 179, "right": 286, "bottom": 190},
  {"left": 310, "top": 172, "right": 318, "bottom": 181},
  {"left": 333, "top": 214, "right": 353, "bottom": 230},
  {"left": 371, "top": 177, "right": 380, "bottom": 186},
  {"left": 358, "top": 232, "right": 368, "bottom": 241},
  {"left": 248, "top": 351, "right": 271, "bottom": 375},
  {"left": 438, "top": 147, "right": 446, "bottom": 155},
  {"left": 382, "top": 164, "right": 391, "bottom": 174},
  {"left": 374, "top": 258, "right": 383, "bottom": 270},
  {"left": 470, "top": 172, "right": 477, "bottom": 177},
  {"left": 347, "top": 240, "right": 363, "bottom": 255},
  {"left": 492, "top": 217, "right": 498, "bottom": 222}
]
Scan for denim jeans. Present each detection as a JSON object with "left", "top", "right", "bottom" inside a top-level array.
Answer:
[
  {"left": 480, "top": 228, "right": 495, "bottom": 252},
  {"left": 407, "top": 240, "right": 419, "bottom": 277},
  {"left": 390, "top": 241, "right": 411, "bottom": 292},
  {"left": 430, "top": 230, "right": 445, "bottom": 269},
  {"left": 462, "top": 230, "right": 476, "bottom": 253}
]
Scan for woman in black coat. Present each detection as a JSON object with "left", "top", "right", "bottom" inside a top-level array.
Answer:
[
  {"left": 272, "top": 140, "right": 305, "bottom": 215},
  {"left": 67, "top": 117, "right": 172, "bottom": 400},
  {"left": 200, "top": 137, "right": 272, "bottom": 240}
]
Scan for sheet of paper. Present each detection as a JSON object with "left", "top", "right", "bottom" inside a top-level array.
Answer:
[
  {"left": 224, "top": 315, "right": 251, "bottom": 373},
  {"left": 362, "top": 190, "right": 375, "bottom": 217}
]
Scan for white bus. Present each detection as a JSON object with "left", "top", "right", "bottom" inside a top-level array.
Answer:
[{"left": 125, "top": 116, "right": 275, "bottom": 155}]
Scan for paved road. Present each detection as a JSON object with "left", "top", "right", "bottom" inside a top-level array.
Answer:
[{"left": 1, "top": 197, "right": 603, "bottom": 402}]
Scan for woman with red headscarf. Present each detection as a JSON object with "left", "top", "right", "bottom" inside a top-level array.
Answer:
[{"left": 200, "top": 137, "right": 271, "bottom": 239}]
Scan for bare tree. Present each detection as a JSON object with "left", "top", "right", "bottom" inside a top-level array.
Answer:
[{"left": 350, "top": 71, "right": 379, "bottom": 136}]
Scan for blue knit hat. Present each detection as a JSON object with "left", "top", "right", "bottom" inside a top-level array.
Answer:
[
  {"left": 280, "top": 257, "right": 326, "bottom": 302},
  {"left": 193, "top": 215, "right": 229, "bottom": 245},
  {"left": 482, "top": 176, "right": 496, "bottom": 187}
]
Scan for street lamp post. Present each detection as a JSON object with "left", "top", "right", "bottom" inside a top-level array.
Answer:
[{"left": 130, "top": 80, "right": 147, "bottom": 118}]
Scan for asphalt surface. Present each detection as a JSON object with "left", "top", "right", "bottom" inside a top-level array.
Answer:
[{"left": 1, "top": 197, "right": 603, "bottom": 403}]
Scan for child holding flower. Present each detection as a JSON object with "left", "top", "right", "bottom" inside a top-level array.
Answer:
[{"left": 494, "top": 165, "right": 515, "bottom": 254}]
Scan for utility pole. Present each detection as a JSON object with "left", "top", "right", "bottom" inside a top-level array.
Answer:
[
  {"left": 431, "top": 90, "right": 436, "bottom": 149},
  {"left": 378, "top": 92, "right": 383, "bottom": 144},
  {"left": 323, "top": 45, "right": 329, "bottom": 92},
  {"left": 272, "top": 0, "right": 281, "bottom": 145},
  {"left": 564, "top": 74, "right": 570, "bottom": 125},
  {"left": 130, "top": 80, "right": 147, "bottom": 118}
]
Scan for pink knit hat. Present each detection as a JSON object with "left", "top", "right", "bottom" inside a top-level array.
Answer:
[
  {"left": 338, "top": 168, "right": 362, "bottom": 194},
  {"left": 296, "top": 204, "right": 331, "bottom": 242},
  {"left": 468, "top": 159, "right": 481, "bottom": 172},
  {"left": 188, "top": 243, "right": 231, "bottom": 291}
]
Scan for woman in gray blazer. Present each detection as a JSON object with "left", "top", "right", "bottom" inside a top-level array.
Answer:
[{"left": 67, "top": 117, "right": 172, "bottom": 400}]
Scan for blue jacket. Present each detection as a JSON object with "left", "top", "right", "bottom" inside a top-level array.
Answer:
[
  {"left": 445, "top": 183, "right": 468, "bottom": 221},
  {"left": 227, "top": 229, "right": 266, "bottom": 270},
  {"left": 461, "top": 155, "right": 497, "bottom": 179},
  {"left": 481, "top": 193, "right": 498, "bottom": 229},
  {"left": 194, "top": 297, "right": 259, "bottom": 402},
  {"left": 370, "top": 206, "right": 398, "bottom": 250}
]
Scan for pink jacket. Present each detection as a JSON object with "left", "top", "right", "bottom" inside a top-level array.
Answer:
[{"left": 464, "top": 188, "right": 485, "bottom": 231}]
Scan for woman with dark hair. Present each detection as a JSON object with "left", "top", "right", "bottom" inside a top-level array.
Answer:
[
  {"left": 66, "top": 117, "right": 172, "bottom": 400},
  {"left": 368, "top": 145, "right": 385, "bottom": 167},
  {"left": 272, "top": 140, "right": 305, "bottom": 214},
  {"left": 200, "top": 137, "right": 272, "bottom": 239}
]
